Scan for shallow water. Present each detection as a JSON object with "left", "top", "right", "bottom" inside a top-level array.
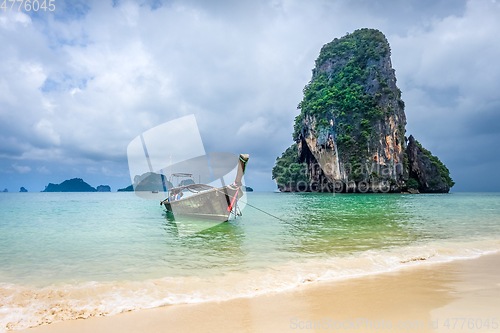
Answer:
[{"left": 0, "top": 192, "right": 499, "bottom": 330}]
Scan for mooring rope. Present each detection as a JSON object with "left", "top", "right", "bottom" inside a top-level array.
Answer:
[{"left": 214, "top": 187, "right": 310, "bottom": 233}]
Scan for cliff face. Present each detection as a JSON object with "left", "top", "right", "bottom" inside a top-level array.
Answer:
[
  {"left": 295, "top": 29, "right": 406, "bottom": 192},
  {"left": 406, "top": 135, "right": 454, "bottom": 193},
  {"left": 273, "top": 28, "right": 453, "bottom": 193}
]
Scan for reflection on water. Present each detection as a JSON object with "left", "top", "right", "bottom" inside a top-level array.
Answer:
[
  {"left": 161, "top": 212, "right": 247, "bottom": 273},
  {"left": 163, "top": 210, "right": 242, "bottom": 237}
]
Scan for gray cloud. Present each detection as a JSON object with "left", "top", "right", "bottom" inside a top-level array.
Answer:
[
  {"left": 0, "top": 0, "right": 498, "bottom": 191},
  {"left": 388, "top": 0, "right": 500, "bottom": 190}
]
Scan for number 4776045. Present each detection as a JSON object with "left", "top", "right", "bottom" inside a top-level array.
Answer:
[{"left": 1, "top": 0, "right": 56, "bottom": 11}]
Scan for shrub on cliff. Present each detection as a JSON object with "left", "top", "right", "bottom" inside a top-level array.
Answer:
[
  {"left": 415, "top": 141, "right": 455, "bottom": 188},
  {"left": 272, "top": 144, "right": 309, "bottom": 188},
  {"left": 406, "top": 178, "right": 419, "bottom": 190},
  {"left": 294, "top": 29, "right": 391, "bottom": 143}
]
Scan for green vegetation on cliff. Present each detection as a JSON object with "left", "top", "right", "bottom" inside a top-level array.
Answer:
[
  {"left": 416, "top": 141, "right": 455, "bottom": 188},
  {"left": 274, "top": 28, "right": 453, "bottom": 193},
  {"left": 294, "top": 28, "right": 392, "bottom": 134},
  {"left": 292, "top": 29, "right": 404, "bottom": 178},
  {"left": 406, "top": 178, "right": 419, "bottom": 190},
  {"left": 272, "top": 143, "right": 309, "bottom": 188}
]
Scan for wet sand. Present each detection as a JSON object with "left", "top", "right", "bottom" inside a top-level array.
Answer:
[{"left": 26, "top": 252, "right": 500, "bottom": 333}]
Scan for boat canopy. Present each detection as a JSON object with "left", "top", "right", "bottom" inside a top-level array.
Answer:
[
  {"left": 170, "top": 183, "right": 215, "bottom": 195},
  {"left": 171, "top": 173, "right": 194, "bottom": 177}
]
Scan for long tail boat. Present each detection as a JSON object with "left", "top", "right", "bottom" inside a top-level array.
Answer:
[{"left": 160, "top": 154, "right": 249, "bottom": 222}]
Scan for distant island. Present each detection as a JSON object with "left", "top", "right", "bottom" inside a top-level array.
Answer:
[
  {"left": 117, "top": 185, "right": 134, "bottom": 192},
  {"left": 2, "top": 189, "right": 7, "bottom": 193},
  {"left": 20, "top": 187, "right": 28, "bottom": 192},
  {"left": 40, "top": 175, "right": 253, "bottom": 193},
  {"left": 120, "top": 185, "right": 255, "bottom": 192},
  {"left": 119, "top": 174, "right": 254, "bottom": 193},
  {"left": 96, "top": 185, "right": 111, "bottom": 192},
  {"left": 118, "top": 172, "right": 173, "bottom": 192},
  {"left": 273, "top": 28, "right": 453, "bottom": 194},
  {"left": 42, "top": 178, "right": 111, "bottom": 192}
]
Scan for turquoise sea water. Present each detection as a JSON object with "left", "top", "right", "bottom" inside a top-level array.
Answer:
[{"left": 1, "top": 192, "right": 500, "bottom": 330}]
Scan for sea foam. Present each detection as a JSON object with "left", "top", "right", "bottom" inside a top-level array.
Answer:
[{"left": 1, "top": 238, "right": 499, "bottom": 331}]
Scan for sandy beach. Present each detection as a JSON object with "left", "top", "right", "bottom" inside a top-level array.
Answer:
[{"left": 24, "top": 252, "right": 500, "bottom": 333}]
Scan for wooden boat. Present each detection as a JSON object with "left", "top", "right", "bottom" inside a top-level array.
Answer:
[{"left": 160, "top": 154, "right": 249, "bottom": 222}]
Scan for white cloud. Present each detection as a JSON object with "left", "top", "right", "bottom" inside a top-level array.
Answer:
[
  {"left": 12, "top": 163, "right": 31, "bottom": 173},
  {"left": 237, "top": 117, "right": 274, "bottom": 138},
  {"left": 0, "top": 12, "right": 31, "bottom": 30},
  {"left": 34, "top": 119, "right": 61, "bottom": 146},
  {"left": 86, "top": 166, "right": 99, "bottom": 174},
  {"left": 37, "top": 166, "right": 50, "bottom": 174}
]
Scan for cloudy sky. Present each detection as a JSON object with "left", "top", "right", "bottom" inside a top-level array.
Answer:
[{"left": 0, "top": 0, "right": 499, "bottom": 192}]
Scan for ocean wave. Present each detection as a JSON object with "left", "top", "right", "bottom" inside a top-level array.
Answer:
[{"left": 1, "top": 238, "right": 500, "bottom": 331}]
